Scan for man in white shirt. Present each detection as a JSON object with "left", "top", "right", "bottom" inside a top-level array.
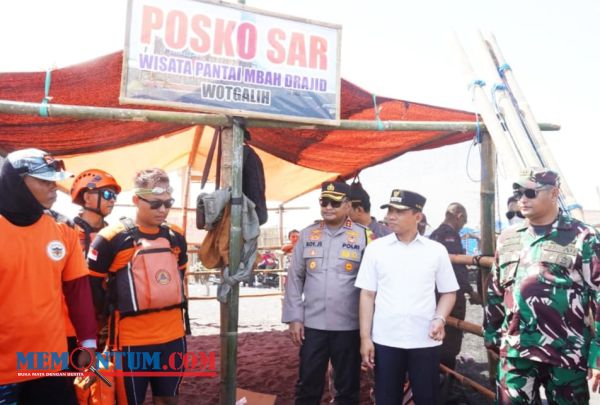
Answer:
[{"left": 355, "top": 189, "right": 458, "bottom": 405}]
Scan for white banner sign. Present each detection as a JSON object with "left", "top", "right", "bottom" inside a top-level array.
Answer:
[{"left": 121, "top": 0, "right": 341, "bottom": 124}]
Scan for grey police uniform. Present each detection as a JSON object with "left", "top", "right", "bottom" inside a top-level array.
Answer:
[
  {"left": 282, "top": 218, "right": 369, "bottom": 330},
  {"left": 283, "top": 217, "right": 369, "bottom": 405}
]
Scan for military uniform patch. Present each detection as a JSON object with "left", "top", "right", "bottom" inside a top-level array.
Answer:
[
  {"left": 310, "top": 229, "right": 322, "bottom": 241},
  {"left": 309, "top": 260, "right": 317, "bottom": 270},
  {"left": 345, "top": 262, "right": 353, "bottom": 272}
]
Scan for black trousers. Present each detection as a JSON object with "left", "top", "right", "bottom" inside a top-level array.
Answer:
[
  {"left": 374, "top": 343, "right": 440, "bottom": 405},
  {"left": 295, "top": 327, "right": 360, "bottom": 405},
  {"left": 440, "top": 293, "right": 466, "bottom": 370}
]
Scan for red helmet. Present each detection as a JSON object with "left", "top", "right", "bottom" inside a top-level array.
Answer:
[{"left": 70, "top": 169, "right": 121, "bottom": 206}]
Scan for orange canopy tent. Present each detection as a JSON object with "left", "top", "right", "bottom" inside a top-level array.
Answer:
[{"left": 0, "top": 52, "right": 476, "bottom": 203}]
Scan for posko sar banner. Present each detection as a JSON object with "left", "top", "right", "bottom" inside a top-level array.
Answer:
[{"left": 121, "top": 0, "right": 342, "bottom": 124}]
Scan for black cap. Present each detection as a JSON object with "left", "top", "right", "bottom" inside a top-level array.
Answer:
[
  {"left": 320, "top": 181, "right": 350, "bottom": 201},
  {"left": 350, "top": 182, "right": 370, "bottom": 208},
  {"left": 380, "top": 189, "right": 426, "bottom": 211}
]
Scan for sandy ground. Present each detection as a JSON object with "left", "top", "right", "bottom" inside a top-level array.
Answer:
[{"left": 139, "top": 278, "right": 600, "bottom": 404}]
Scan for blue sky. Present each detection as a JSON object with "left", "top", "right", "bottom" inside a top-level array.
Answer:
[{"left": 1, "top": 0, "right": 598, "bottom": 230}]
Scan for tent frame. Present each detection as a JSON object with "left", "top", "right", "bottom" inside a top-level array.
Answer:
[{"left": 0, "top": 97, "right": 557, "bottom": 404}]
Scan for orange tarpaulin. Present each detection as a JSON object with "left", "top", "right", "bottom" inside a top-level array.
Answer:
[{"left": 0, "top": 52, "right": 475, "bottom": 202}]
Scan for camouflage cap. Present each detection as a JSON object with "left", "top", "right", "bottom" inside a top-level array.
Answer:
[
  {"left": 380, "top": 189, "right": 426, "bottom": 211},
  {"left": 320, "top": 181, "right": 350, "bottom": 202},
  {"left": 513, "top": 167, "right": 560, "bottom": 189},
  {"left": 7, "top": 148, "right": 72, "bottom": 181}
]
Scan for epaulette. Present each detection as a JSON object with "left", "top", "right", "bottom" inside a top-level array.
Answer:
[{"left": 343, "top": 218, "right": 353, "bottom": 229}]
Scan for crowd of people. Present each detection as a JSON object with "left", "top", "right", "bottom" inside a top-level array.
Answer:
[
  {"left": 0, "top": 149, "right": 188, "bottom": 405},
  {"left": 282, "top": 169, "right": 600, "bottom": 405},
  {"left": 2, "top": 146, "right": 600, "bottom": 405}
]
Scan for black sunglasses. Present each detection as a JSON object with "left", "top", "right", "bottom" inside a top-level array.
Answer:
[
  {"left": 138, "top": 195, "right": 175, "bottom": 209},
  {"left": 513, "top": 187, "right": 550, "bottom": 200},
  {"left": 506, "top": 211, "right": 525, "bottom": 220},
  {"left": 319, "top": 198, "right": 344, "bottom": 208}
]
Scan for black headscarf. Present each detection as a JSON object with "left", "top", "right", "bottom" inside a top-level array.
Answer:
[{"left": 0, "top": 159, "right": 45, "bottom": 226}]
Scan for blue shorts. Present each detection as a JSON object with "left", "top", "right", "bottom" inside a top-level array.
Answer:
[{"left": 122, "top": 336, "right": 186, "bottom": 405}]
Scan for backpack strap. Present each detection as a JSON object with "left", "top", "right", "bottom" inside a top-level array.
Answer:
[
  {"left": 120, "top": 217, "right": 141, "bottom": 246},
  {"left": 73, "top": 216, "right": 94, "bottom": 257},
  {"left": 47, "top": 209, "right": 75, "bottom": 228}
]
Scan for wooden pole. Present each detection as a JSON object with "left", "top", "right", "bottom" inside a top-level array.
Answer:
[
  {"left": 219, "top": 121, "right": 244, "bottom": 405},
  {"left": 439, "top": 364, "right": 495, "bottom": 399},
  {"left": 446, "top": 316, "right": 483, "bottom": 336},
  {"left": 449, "top": 254, "right": 494, "bottom": 268},
  {"left": 0, "top": 100, "right": 560, "bottom": 133},
  {"left": 278, "top": 204, "right": 285, "bottom": 246},
  {"left": 480, "top": 131, "right": 498, "bottom": 383},
  {"left": 182, "top": 126, "right": 203, "bottom": 235}
]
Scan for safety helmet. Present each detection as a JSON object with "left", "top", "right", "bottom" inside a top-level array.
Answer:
[{"left": 70, "top": 169, "right": 121, "bottom": 206}]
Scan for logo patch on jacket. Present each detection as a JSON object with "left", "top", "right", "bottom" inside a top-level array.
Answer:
[
  {"left": 47, "top": 240, "right": 66, "bottom": 261},
  {"left": 155, "top": 269, "right": 172, "bottom": 285}
]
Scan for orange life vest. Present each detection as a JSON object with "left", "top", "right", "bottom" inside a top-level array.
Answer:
[{"left": 111, "top": 218, "right": 184, "bottom": 317}]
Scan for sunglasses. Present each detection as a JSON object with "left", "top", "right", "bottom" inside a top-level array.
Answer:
[
  {"left": 506, "top": 210, "right": 525, "bottom": 220},
  {"left": 96, "top": 189, "right": 118, "bottom": 201},
  {"left": 27, "top": 157, "right": 66, "bottom": 174},
  {"left": 512, "top": 187, "right": 551, "bottom": 200},
  {"left": 137, "top": 195, "right": 175, "bottom": 209},
  {"left": 319, "top": 198, "right": 344, "bottom": 208}
]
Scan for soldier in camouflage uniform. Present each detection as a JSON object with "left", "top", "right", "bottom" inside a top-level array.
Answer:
[
  {"left": 283, "top": 181, "right": 370, "bottom": 405},
  {"left": 484, "top": 167, "right": 600, "bottom": 404}
]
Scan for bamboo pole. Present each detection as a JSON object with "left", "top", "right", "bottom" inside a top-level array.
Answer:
[
  {"left": 452, "top": 34, "right": 523, "bottom": 179},
  {"left": 449, "top": 254, "right": 494, "bottom": 268},
  {"left": 439, "top": 364, "right": 495, "bottom": 399},
  {"left": 182, "top": 126, "right": 203, "bottom": 235},
  {"left": 278, "top": 204, "right": 285, "bottom": 246},
  {"left": 480, "top": 32, "right": 583, "bottom": 220},
  {"left": 219, "top": 122, "right": 244, "bottom": 405},
  {"left": 0, "top": 100, "right": 560, "bottom": 132},
  {"left": 190, "top": 292, "right": 282, "bottom": 300},
  {"left": 446, "top": 316, "right": 483, "bottom": 336},
  {"left": 480, "top": 131, "right": 498, "bottom": 383}
]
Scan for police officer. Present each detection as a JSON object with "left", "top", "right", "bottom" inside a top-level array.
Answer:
[
  {"left": 349, "top": 181, "right": 391, "bottom": 239},
  {"left": 283, "top": 181, "right": 369, "bottom": 405},
  {"left": 430, "top": 203, "right": 482, "bottom": 371},
  {"left": 484, "top": 167, "right": 600, "bottom": 404}
]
